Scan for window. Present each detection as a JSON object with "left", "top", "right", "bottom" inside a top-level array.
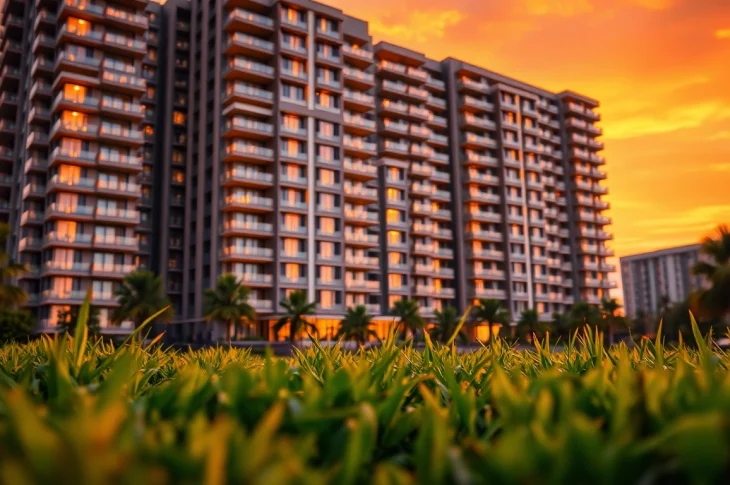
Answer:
[
  {"left": 315, "top": 91, "right": 339, "bottom": 110},
  {"left": 173, "top": 111, "right": 186, "bottom": 124},
  {"left": 317, "top": 145, "right": 339, "bottom": 161},
  {"left": 281, "top": 83, "right": 305, "bottom": 103},
  {"left": 317, "top": 120, "right": 338, "bottom": 138},
  {"left": 282, "top": 114, "right": 304, "bottom": 132},
  {"left": 282, "top": 7, "right": 306, "bottom": 25}
]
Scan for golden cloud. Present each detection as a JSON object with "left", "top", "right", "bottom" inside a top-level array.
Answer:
[{"left": 369, "top": 10, "right": 464, "bottom": 43}]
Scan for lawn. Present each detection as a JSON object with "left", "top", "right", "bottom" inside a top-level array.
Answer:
[{"left": 0, "top": 316, "right": 729, "bottom": 484}]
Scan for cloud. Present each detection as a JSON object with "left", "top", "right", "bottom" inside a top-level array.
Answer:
[
  {"left": 632, "top": 0, "right": 675, "bottom": 10},
  {"left": 369, "top": 10, "right": 464, "bottom": 43},
  {"left": 715, "top": 28, "right": 730, "bottom": 39},
  {"left": 709, "top": 162, "right": 730, "bottom": 171},
  {"left": 637, "top": 204, "right": 730, "bottom": 233},
  {"left": 522, "top": 0, "right": 594, "bottom": 17},
  {"left": 605, "top": 100, "right": 730, "bottom": 139}
]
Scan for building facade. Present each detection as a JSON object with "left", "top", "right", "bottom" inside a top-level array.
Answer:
[
  {"left": 620, "top": 244, "right": 703, "bottom": 319},
  {"left": 0, "top": 0, "right": 614, "bottom": 339}
]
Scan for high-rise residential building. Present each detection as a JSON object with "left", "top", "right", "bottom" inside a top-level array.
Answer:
[
  {"left": 620, "top": 244, "right": 703, "bottom": 319},
  {"left": 1, "top": 0, "right": 614, "bottom": 339}
]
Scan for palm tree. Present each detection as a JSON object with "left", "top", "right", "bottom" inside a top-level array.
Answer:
[
  {"left": 517, "top": 309, "right": 543, "bottom": 342},
  {"left": 430, "top": 306, "right": 467, "bottom": 344},
  {"left": 473, "top": 299, "right": 510, "bottom": 344},
  {"left": 336, "top": 305, "right": 377, "bottom": 347},
  {"left": 693, "top": 225, "right": 730, "bottom": 319},
  {"left": 0, "top": 223, "right": 27, "bottom": 308},
  {"left": 112, "top": 270, "right": 173, "bottom": 332},
  {"left": 273, "top": 290, "right": 317, "bottom": 342},
  {"left": 568, "top": 302, "right": 601, "bottom": 332},
  {"left": 390, "top": 298, "right": 424, "bottom": 339},
  {"left": 600, "top": 298, "right": 622, "bottom": 344},
  {"left": 203, "top": 274, "right": 256, "bottom": 343}
]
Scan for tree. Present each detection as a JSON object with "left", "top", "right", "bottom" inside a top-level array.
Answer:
[
  {"left": 273, "top": 290, "right": 317, "bottom": 343},
  {"left": 430, "top": 306, "right": 467, "bottom": 344},
  {"left": 473, "top": 299, "right": 510, "bottom": 344},
  {"left": 633, "top": 309, "right": 652, "bottom": 336},
  {"left": 390, "top": 298, "right": 425, "bottom": 339},
  {"left": 600, "top": 298, "right": 625, "bottom": 344},
  {"left": 551, "top": 312, "right": 569, "bottom": 339},
  {"left": 693, "top": 225, "right": 730, "bottom": 319},
  {"left": 57, "top": 305, "right": 101, "bottom": 338},
  {"left": 203, "top": 274, "right": 256, "bottom": 343},
  {"left": 0, "top": 223, "right": 27, "bottom": 308},
  {"left": 517, "top": 309, "right": 551, "bottom": 342},
  {"left": 112, "top": 271, "right": 173, "bottom": 333},
  {"left": 336, "top": 305, "right": 377, "bottom": 347},
  {"left": 0, "top": 308, "right": 34, "bottom": 342},
  {"left": 568, "top": 302, "right": 601, "bottom": 332}
]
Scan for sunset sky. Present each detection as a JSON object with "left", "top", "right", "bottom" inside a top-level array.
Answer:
[{"left": 329, "top": 0, "right": 730, "bottom": 258}]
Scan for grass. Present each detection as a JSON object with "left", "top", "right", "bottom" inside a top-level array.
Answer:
[{"left": 0, "top": 302, "right": 729, "bottom": 484}]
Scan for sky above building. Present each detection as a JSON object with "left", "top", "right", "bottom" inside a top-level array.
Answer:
[{"left": 329, "top": 0, "right": 730, "bottom": 258}]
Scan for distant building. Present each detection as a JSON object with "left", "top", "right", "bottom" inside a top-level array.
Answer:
[{"left": 620, "top": 244, "right": 703, "bottom": 319}]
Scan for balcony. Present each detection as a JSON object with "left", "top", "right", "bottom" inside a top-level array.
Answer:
[
  {"left": 222, "top": 168, "right": 273, "bottom": 189},
  {"left": 18, "top": 237, "right": 42, "bottom": 251},
  {"left": 342, "top": 45, "right": 373, "bottom": 63},
  {"left": 55, "top": 51, "right": 101, "bottom": 75},
  {"left": 345, "top": 279, "right": 379, "bottom": 291},
  {"left": 97, "top": 125, "right": 142, "bottom": 146},
  {"left": 225, "top": 117, "right": 274, "bottom": 138},
  {"left": 47, "top": 175, "right": 96, "bottom": 194},
  {"left": 224, "top": 142, "right": 273, "bottom": 163},
  {"left": 462, "top": 96, "right": 494, "bottom": 112},
  {"left": 334, "top": 88, "right": 370, "bottom": 110},
  {"left": 43, "top": 232, "right": 93, "bottom": 249},
  {"left": 227, "top": 57, "right": 275, "bottom": 82},
  {"left": 227, "top": 32, "right": 274, "bottom": 57},
  {"left": 344, "top": 208, "right": 379, "bottom": 225},
  {"left": 100, "top": 71, "right": 146, "bottom": 94},
  {"left": 226, "top": 9, "right": 274, "bottom": 33},
  {"left": 223, "top": 220, "right": 273, "bottom": 237},
  {"left": 345, "top": 255, "right": 379, "bottom": 269},
  {"left": 97, "top": 151, "right": 143, "bottom": 171},
  {"left": 43, "top": 261, "right": 92, "bottom": 276},
  {"left": 343, "top": 113, "right": 376, "bottom": 134},
  {"left": 96, "top": 179, "right": 141, "bottom": 198},
  {"left": 221, "top": 246, "right": 274, "bottom": 262},
  {"left": 342, "top": 67, "right": 375, "bottom": 89},
  {"left": 226, "top": 83, "right": 273, "bottom": 106},
  {"left": 45, "top": 203, "right": 95, "bottom": 221},
  {"left": 224, "top": 194, "right": 274, "bottom": 213}
]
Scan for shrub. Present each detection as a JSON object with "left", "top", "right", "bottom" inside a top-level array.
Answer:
[{"left": 0, "top": 308, "right": 34, "bottom": 343}]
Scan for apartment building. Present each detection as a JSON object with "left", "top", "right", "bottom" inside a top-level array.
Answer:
[
  {"left": 0, "top": 0, "right": 614, "bottom": 338},
  {"left": 621, "top": 244, "right": 703, "bottom": 319}
]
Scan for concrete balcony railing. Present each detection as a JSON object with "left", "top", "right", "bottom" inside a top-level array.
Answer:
[
  {"left": 342, "top": 45, "right": 373, "bottom": 60},
  {"left": 224, "top": 221, "right": 273, "bottom": 233},
  {"left": 345, "top": 255, "right": 379, "bottom": 266},
  {"left": 91, "top": 263, "right": 137, "bottom": 275},
  {"left": 228, "top": 9, "right": 274, "bottom": 29},
  {"left": 229, "top": 32, "right": 274, "bottom": 52},
  {"left": 96, "top": 207, "right": 140, "bottom": 223},
  {"left": 345, "top": 279, "right": 379, "bottom": 290},
  {"left": 344, "top": 231, "right": 378, "bottom": 244},
  {"left": 223, "top": 246, "right": 274, "bottom": 258},
  {"left": 43, "top": 260, "right": 91, "bottom": 273}
]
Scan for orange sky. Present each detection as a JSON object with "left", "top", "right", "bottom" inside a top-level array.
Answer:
[{"left": 329, "top": 0, "right": 730, "bottom": 258}]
